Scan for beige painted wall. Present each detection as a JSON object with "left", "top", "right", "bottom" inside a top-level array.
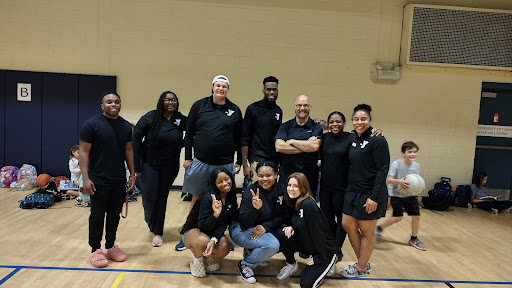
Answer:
[{"left": 1, "top": 0, "right": 511, "bottom": 190}]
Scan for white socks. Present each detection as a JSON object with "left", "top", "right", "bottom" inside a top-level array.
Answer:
[{"left": 193, "top": 256, "right": 204, "bottom": 264}]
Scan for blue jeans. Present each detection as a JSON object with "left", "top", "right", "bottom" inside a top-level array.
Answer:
[{"left": 229, "top": 221, "right": 280, "bottom": 269}]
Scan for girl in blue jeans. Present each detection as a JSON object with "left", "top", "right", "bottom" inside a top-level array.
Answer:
[{"left": 229, "top": 161, "right": 286, "bottom": 284}]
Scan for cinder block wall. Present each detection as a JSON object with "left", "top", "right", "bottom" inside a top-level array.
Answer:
[{"left": 1, "top": 0, "right": 512, "bottom": 189}]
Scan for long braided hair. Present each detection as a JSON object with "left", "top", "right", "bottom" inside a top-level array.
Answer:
[{"left": 146, "top": 91, "right": 179, "bottom": 163}]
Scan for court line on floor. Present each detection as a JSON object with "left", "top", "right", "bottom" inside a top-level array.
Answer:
[
  {"left": 0, "top": 268, "right": 21, "bottom": 286},
  {"left": 0, "top": 265, "right": 510, "bottom": 286},
  {"left": 110, "top": 272, "right": 125, "bottom": 288}
]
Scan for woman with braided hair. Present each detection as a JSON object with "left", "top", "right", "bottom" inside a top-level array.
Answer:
[{"left": 133, "top": 91, "right": 187, "bottom": 247}]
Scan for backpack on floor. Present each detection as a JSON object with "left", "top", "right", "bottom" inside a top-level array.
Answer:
[
  {"left": 422, "top": 189, "right": 452, "bottom": 211},
  {"left": 19, "top": 181, "right": 59, "bottom": 209},
  {"left": 454, "top": 185, "right": 472, "bottom": 208},
  {"left": 17, "top": 164, "right": 38, "bottom": 183},
  {"left": 0, "top": 166, "right": 19, "bottom": 187},
  {"left": 433, "top": 177, "right": 452, "bottom": 197}
]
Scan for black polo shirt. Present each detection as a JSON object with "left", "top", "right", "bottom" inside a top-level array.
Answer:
[
  {"left": 132, "top": 110, "right": 187, "bottom": 171},
  {"left": 274, "top": 117, "right": 323, "bottom": 169},
  {"left": 184, "top": 95, "right": 242, "bottom": 165},
  {"left": 241, "top": 98, "right": 283, "bottom": 163}
]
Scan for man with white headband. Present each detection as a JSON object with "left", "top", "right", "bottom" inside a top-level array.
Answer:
[{"left": 175, "top": 75, "right": 242, "bottom": 251}]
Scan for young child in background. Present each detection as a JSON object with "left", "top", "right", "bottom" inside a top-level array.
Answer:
[
  {"left": 375, "top": 141, "right": 426, "bottom": 251},
  {"left": 75, "top": 175, "right": 91, "bottom": 207},
  {"left": 65, "top": 145, "right": 81, "bottom": 199},
  {"left": 63, "top": 145, "right": 90, "bottom": 207}
]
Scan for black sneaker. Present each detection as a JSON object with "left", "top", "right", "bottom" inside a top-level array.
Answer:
[
  {"left": 337, "top": 251, "right": 343, "bottom": 262},
  {"left": 238, "top": 260, "right": 256, "bottom": 284},
  {"left": 299, "top": 253, "right": 310, "bottom": 259}
]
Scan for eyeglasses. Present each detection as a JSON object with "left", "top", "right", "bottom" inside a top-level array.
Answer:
[
  {"left": 295, "top": 104, "right": 310, "bottom": 108},
  {"left": 164, "top": 98, "right": 177, "bottom": 103}
]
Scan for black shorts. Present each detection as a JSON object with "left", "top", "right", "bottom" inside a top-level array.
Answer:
[
  {"left": 390, "top": 196, "right": 420, "bottom": 217},
  {"left": 343, "top": 191, "right": 387, "bottom": 220}
]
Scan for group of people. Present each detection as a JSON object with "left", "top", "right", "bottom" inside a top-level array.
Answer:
[{"left": 75, "top": 74, "right": 502, "bottom": 288}]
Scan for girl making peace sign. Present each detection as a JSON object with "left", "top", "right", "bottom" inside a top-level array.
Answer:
[{"left": 180, "top": 168, "right": 238, "bottom": 278}]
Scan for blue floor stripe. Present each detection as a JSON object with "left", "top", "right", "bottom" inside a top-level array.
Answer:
[
  {"left": 0, "top": 265, "right": 510, "bottom": 285},
  {"left": 0, "top": 268, "right": 21, "bottom": 286}
]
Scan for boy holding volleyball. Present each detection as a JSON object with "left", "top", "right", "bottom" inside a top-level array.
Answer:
[{"left": 375, "top": 141, "right": 426, "bottom": 251}]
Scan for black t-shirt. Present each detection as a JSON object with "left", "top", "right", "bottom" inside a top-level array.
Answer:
[
  {"left": 184, "top": 96, "right": 242, "bottom": 165},
  {"left": 347, "top": 127, "right": 390, "bottom": 202},
  {"left": 274, "top": 117, "right": 323, "bottom": 169},
  {"left": 79, "top": 114, "right": 133, "bottom": 185},
  {"left": 132, "top": 110, "right": 187, "bottom": 170},
  {"left": 320, "top": 132, "right": 354, "bottom": 194},
  {"left": 241, "top": 99, "right": 283, "bottom": 163}
]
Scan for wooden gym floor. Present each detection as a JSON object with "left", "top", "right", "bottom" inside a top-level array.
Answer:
[{"left": 1, "top": 187, "right": 511, "bottom": 288}]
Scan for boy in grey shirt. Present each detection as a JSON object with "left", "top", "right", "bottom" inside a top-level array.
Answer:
[{"left": 375, "top": 141, "right": 426, "bottom": 251}]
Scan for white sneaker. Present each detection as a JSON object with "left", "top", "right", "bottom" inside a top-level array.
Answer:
[
  {"left": 190, "top": 258, "right": 206, "bottom": 278},
  {"left": 276, "top": 262, "right": 300, "bottom": 280},
  {"left": 205, "top": 257, "right": 220, "bottom": 272},
  {"left": 501, "top": 207, "right": 512, "bottom": 213}
]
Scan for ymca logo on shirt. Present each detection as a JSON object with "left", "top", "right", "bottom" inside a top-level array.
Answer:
[
  {"left": 299, "top": 208, "right": 304, "bottom": 218},
  {"left": 277, "top": 196, "right": 283, "bottom": 205},
  {"left": 174, "top": 119, "right": 181, "bottom": 126},
  {"left": 360, "top": 140, "right": 369, "bottom": 149},
  {"left": 226, "top": 109, "right": 235, "bottom": 116},
  {"left": 227, "top": 204, "right": 232, "bottom": 210},
  {"left": 275, "top": 113, "right": 280, "bottom": 120}
]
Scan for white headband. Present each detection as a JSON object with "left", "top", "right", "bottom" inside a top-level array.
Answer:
[{"left": 212, "top": 75, "right": 230, "bottom": 86}]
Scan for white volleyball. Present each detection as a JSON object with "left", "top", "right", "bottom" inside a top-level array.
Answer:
[{"left": 403, "top": 174, "right": 426, "bottom": 196}]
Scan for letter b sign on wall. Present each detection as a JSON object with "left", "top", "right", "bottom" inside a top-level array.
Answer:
[{"left": 17, "top": 83, "right": 31, "bottom": 101}]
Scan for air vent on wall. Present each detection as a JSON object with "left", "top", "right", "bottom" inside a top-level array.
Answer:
[{"left": 400, "top": 4, "right": 512, "bottom": 71}]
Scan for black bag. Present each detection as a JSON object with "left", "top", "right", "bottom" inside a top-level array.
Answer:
[
  {"left": 433, "top": 177, "right": 452, "bottom": 197},
  {"left": 19, "top": 181, "right": 59, "bottom": 209},
  {"left": 422, "top": 189, "right": 452, "bottom": 211},
  {"left": 454, "top": 185, "right": 472, "bottom": 207}
]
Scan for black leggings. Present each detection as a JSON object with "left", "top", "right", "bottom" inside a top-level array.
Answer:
[
  {"left": 320, "top": 189, "right": 347, "bottom": 253},
  {"left": 89, "top": 182, "right": 126, "bottom": 252},
  {"left": 141, "top": 162, "right": 179, "bottom": 236},
  {"left": 475, "top": 200, "right": 512, "bottom": 212},
  {"left": 273, "top": 229, "right": 337, "bottom": 288}
]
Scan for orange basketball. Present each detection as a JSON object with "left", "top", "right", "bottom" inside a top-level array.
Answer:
[{"left": 36, "top": 173, "right": 52, "bottom": 188}]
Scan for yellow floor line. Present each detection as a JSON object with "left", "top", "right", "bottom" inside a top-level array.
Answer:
[{"left": 110, "top": 272, "right": 126, "bottom": 288}]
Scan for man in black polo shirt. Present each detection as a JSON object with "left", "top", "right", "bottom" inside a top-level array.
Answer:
[
  {"left": 275, "top": 95, "right": 323, "bottom": 199},
  {"left": 241, "top": 75, "right": 283, "bottom": 184}
]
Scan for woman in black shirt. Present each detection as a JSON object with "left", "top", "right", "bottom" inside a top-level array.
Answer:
[
  {"left": 276, "top": 172, "right": 338, "bottom": 288},
  {"left": 133, "top": 91, "right": 187, "bottom": 247},
  {"left": 180, "top": 168, "right": 238, "bottom": 278},
  {"left": 230, "top": 161, "right": 284, "bottom": 284},
  {"left": 341, "top": 104, "right": 389, "bottom": 278},
  {"left": 319, "top": 111, "right": 351, "bottom": 261}
]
